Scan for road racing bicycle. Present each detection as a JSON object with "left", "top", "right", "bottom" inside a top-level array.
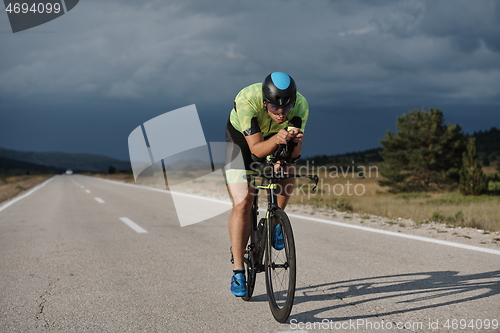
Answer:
[{"left": 233, "top": 143, "right": 318, "bottom": 322}]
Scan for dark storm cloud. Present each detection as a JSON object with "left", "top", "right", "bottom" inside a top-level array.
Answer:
[
  {"left": 1, "top": 0, "right": 498, "bottom": 106},
  {"left": 1, "top": 0, "right": 498, "bottom": 158}
]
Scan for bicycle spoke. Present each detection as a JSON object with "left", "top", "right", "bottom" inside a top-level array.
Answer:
[
  {"left": 265, "top": 209, "right": 296, "bottom": 322},
  {"left": 269, "top": 233, "right": 291, "bottom": 305}
]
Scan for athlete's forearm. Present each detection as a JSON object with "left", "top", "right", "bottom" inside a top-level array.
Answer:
[
  {"left": 249, "top": 138, "right": 280, "bottom": 158},
  {"left": 245, "top": 130, "right": 287, "bottom": 158},
  {"left": 292, "top": 143, "right": 302, "bottom": 158}
]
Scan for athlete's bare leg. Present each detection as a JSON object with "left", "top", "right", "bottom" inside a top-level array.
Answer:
[{"left": 227, "top": 182, "right": 253, "bottom": 270}]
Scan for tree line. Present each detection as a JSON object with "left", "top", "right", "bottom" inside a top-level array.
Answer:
[
  {"left": 304, "top": 109, "right": 499, "bottom": 196},
  {"left": 379, "top": 108, "right": 497, "bottom": 195}
]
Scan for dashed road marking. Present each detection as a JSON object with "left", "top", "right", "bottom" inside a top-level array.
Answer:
[
  {"left": 119, "top": 217, "right": 148, "bottom": 233},
  {"left": 94, "top": 197, "right": 105, "bottom": 204}
]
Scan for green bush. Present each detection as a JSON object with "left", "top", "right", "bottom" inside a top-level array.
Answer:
[
  {"left": 454, "top": 211, "right": 465, "bottom": 222},
  {"left": 488, "top": 181, "right": 500, "bottom": 194},
  {"left": 431, "top": 211, "right": 446, "bottom": 223},
  {"left": 333, "top": 198, "right": 353, "bottom": 212},
  {"left": 459, "top": 137, "right": 488, "bottom": 195}
]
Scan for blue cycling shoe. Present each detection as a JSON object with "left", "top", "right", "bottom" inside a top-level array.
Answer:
[
  {"left": 272, "top": 224, "right": 285, "bottom": 250},
  {"left": 231, "top": 270, "right": 247, "bottom": 297}
]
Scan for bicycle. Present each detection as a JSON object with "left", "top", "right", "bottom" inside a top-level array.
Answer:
[{"left": 232, "top": 143, "right": 318, "bottom": 323}]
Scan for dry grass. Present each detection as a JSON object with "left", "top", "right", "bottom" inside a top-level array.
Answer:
[
  {"left": 483, "top": 165, "right": 498, "bottom": 176},
  {"left": 289, "top": 165, "right": 500, "bottom": 232},
  {"left": 0, "top": 174, "right": 53, "bottom": 203}
]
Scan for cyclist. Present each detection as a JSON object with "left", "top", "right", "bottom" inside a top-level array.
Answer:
[{"left": 225, "top": 72, "right": 309, "bottom": 296}]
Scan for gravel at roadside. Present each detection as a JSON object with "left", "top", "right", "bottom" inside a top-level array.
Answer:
[{"left": 287, "top": 204, "right": 500, "bottom": 251}]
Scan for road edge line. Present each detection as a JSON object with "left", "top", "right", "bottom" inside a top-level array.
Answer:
[
  {"left": 0, "top": 176, "right": 56, "bottom": 213},
  {"left": 287, "top": 213, "right": 500, "bottom": 256}
]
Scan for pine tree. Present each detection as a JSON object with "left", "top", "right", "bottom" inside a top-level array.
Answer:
[
  {"left": 459, "top": 137, "right": 488, "bottom": 195},
  {"left": 379, "top": 108, "right": 466, "bottom": 192},
  {"left": 482, "top": 155, "right": 490, "bottom": 167}
]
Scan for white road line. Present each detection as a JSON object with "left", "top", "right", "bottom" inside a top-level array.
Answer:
[
  {"left": 80, "top": 175, "right": 232, "bottom": 204},
  {"left": 287, "top": 213, "right": 500, "bottom": 256},
  {"left": 85, "top": 190, "right": 91, "bottom": 194},
  {"left": 79, "top": 175, "right": 500, "bottom": 256},
  {"left": 94, "top": 197, "right": 105, "bottom": 204},
  {"left": 0, "top": 176, "right": 55, "bottom": 213},
  {"left": 119, "top": 217, "right": 148, "bottom": 233}
]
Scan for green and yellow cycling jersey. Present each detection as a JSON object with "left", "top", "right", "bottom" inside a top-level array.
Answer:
[{"left": 229, "top": 83, "right": 309, "bottom": 137}]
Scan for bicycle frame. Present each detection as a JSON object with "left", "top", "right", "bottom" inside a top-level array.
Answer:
[
  {"left": 242, "top": 164, "right": 318, "bottom": 321},
  {"left": 247, "top": 166, "right": 319, "bottom": 275}
]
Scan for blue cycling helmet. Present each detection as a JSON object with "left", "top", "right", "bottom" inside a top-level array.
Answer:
[{"left": 262, "top": 72, "right": 297, "bottom": 107}]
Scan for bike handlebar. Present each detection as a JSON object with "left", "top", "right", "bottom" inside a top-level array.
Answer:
[
  {"left": 248, "top": 162, "right": 319, "bottom": 192},
  {"left": 271, "top": 140, "right": 297, "bottom": 164},
  {"left": 272, "top": 144, "right": 287, "bottom": 163}
]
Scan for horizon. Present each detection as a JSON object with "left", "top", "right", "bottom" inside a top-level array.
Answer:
[{"left": 1, "top": 124, "right": 498, "bottom": 163}]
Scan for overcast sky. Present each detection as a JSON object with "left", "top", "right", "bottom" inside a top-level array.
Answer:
[{"left": 1, "top": 0, "right": 499, "bottom": 161}]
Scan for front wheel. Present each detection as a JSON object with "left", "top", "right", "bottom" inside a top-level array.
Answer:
[{"left": 265, "top": 209, "right": 296, "bottom": 323}]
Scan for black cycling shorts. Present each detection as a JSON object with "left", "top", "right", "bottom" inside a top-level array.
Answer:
[{"left": 225, "top": 118, "right": 254, "bottom": 171}]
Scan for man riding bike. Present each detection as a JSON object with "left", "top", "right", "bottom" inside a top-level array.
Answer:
[{"left": 225, "top": 72, "right": 309, "bottom": 296}]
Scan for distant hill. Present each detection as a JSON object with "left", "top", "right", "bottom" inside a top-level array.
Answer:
[
  {"left": 304, "top": 127, "right": 500, "bottom": 166},
  {"left": 0, "top": 147, "right": 131, "bottom": 174},
  {"left": 301, "top": 148, "right": 383, "bottom": 166},
  {"left": 0, "top": 156, "right": 66, "bottom": 176},
  {"left": 2, "top": 127, "right": 497, "bottom": 175}
]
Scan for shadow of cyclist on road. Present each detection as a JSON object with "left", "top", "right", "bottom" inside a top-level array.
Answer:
[{"left": 288, "top": 270, "right": 500, "bottom": 322}]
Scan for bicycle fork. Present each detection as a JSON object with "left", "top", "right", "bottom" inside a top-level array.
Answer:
[{"left": 251, "top": 179, "right": 280, "bottom": 273}]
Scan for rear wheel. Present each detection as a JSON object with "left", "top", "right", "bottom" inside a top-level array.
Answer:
[
  {"left": 242, "top": 248, "right": 256, "bottom": 301},
  {"left": 265, "top": 209, "right": 296, "bottom": 322}
]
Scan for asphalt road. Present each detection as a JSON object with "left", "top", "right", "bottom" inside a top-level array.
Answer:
[{"left": 0, "top": 175, "right": 499, "bottom": 333}]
